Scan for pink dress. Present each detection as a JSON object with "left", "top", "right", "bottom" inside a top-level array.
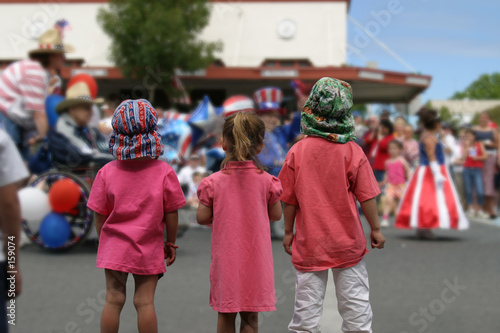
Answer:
[
  {"left": 87, "top": 159, "right": 186, "bottom": 275},
  {"left": 197, "top": 161, "right": 282, "bottom": 313}
]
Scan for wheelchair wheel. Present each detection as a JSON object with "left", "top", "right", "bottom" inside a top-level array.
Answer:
[{"left": 22, "top": 170, "right": 93, "bottom": 251}]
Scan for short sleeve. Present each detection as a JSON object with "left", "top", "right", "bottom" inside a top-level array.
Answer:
[
  {"left": 0, "top": 130, "right": 29, "bottom": 187},
  {"left": 268, "top": 176, "right": 283, "bottom": 205},
  {"left": 351, "top": 156, "right": 381, "bottom": 202},
  {"left": 278, "top": 153, "right": 298, "bottom": 206},
  {"left": 87, "top": 169, "right": 109, "bottom": 215},
  {"left": 163, "top": 168, "right": 186, "bottom": 212},
  {"left": 197, "top": 177, "right": 214, "bottom": 207}
]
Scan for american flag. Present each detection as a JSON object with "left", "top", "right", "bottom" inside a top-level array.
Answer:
[
  {"left": 172, "top": 75, "right": 191, "bottom": 105},
  {"left": 54, "top": 19, "right": 71, "bottom": 37}
]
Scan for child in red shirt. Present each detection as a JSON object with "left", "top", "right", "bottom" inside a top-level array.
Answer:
[{"left": 278, "top": 77, "right": 385, "bottom": 333}]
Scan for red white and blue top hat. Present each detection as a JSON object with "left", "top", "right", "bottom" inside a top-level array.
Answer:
[
  {"left": 253, "top": 87, "right": 283, "bottom": 113},
  {"left": 222, "top": 95, "right": 255, "bottom": 117}
]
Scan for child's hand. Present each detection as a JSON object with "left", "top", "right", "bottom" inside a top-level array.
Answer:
[
  {"left": 164, "top": 245, "right": 177, "bottom": 266},
  {"left": 371, "top": 229, "right": 386, "bottom": 249},
  {"left": 283, "top": 232, "right": 294, "bottom": 255}
]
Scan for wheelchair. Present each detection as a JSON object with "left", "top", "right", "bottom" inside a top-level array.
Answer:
[{"left": 22, "top": 164, "right": 98, "bottom": 251}]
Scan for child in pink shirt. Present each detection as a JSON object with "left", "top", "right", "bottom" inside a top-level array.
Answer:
[
  {"left": 278, "top": 78, "right": 385, "bottom": 333},
  {"left": 380, "top": 140, "right": 411, "bottom": 227},
  {"left": 197, "top": 112, "right": 283, "bottom": 333},
  {"left": 87, "top": 99, "right": 185, "bottom": 333}
]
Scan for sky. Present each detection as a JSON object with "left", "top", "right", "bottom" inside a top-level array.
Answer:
[{"left": 347, "top": 0, "right": 500, "bottom": 102}]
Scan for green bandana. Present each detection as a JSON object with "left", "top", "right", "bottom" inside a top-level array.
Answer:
[{"left": 301, "top": 77, "right": 356, "bottom": 144}]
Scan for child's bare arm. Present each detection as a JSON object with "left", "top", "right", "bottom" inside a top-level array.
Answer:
[
  {"left": 165, "top": 210, "right": 178, "bottom": 244},
  {"left": 164, "top": 210, "right": 179, "bottom": 266},
  {"left": 283, "top": 203, "right": 297, "bottom": 255},
  {"left": 360, "top": 198, "right": 385, "bottom": 249},
  {"left": 268, "top": 201, "right": 283, "bottom": 221},
  {"left": 197, "top": 203, "right": 213, "bottom": 225},
  {"left": 94, "top": 213, "right": 107, "bottom": 238}
]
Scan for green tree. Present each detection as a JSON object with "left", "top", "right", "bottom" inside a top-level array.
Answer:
[
  {"left": 452, "top": 73, "right": 500, "bottom": 100},
  {"left": 98, "top": 0, "right": 221, "bottom": 102}
]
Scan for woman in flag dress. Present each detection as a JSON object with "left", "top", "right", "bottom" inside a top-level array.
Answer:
[{"left": 395, "top": 108, "right": 468, "bottom": 239}]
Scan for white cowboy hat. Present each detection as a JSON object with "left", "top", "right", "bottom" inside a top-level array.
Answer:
[
  {"left": 56, "top": 82, "right": 99, "bottom": 114},
  {"left": 28, "top": 28, "right": 74, "bottom": 56}
]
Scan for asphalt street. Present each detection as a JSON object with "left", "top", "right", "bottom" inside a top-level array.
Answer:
[{"left": 10, "top": 218, "right": 500, "bottom": 333}]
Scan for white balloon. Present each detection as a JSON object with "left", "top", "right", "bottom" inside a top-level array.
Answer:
[{"left": 18, "top": 187, "right": 51, "bottom": 232}]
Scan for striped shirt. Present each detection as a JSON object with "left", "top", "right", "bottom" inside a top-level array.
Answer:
[{"left": 0, "top": 59, "right": 49, "bottom": 129}]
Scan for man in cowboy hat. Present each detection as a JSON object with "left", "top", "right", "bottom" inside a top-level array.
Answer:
[
  {"left": 0, "top": 28, "right": 73, "bottom": 160},
  {"left": 48, "top": 81, "right": 111, "bottom": 169}
]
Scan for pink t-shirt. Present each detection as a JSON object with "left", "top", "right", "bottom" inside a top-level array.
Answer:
[
  {"left": 87, "top": 159, "right": 185, "bottom": 275},
  {"left": 278, "top": 136, "right": 380, "bottom": 272},
  {"left": 197, "top": 161, "right": 282, "bottom": 313},
  {"left": 386, "top": 158, "right": 407, "bottom": 185}
]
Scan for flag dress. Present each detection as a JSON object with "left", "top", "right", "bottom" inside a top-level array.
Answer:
[{"left": 395, "top": 140, "right": 468, "bottom": 230}]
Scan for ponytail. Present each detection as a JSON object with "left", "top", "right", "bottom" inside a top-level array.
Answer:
[
  {"left": 221, "top": 112, "right": 265, "bottom": 171},
  {"left": 233, "top": 113, "right": 252, "bottom": 161}
]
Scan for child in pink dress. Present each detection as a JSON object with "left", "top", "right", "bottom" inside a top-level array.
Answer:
[
  {"left": 279, "top": 78, "right": 385, "bottom": 333},
  {"left": 87, "top": 99, "right": 185, "bottom": 333},
  {"left": 380, "top": 140, "right": 411, "bottom": 227},
  {"left": 197, "top": 112, "right": 283, "bottom": 333}
]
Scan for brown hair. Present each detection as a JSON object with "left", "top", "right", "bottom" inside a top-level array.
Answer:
[
  {"left": 388, "top": 139, "right": 403, "bottom": 150},
  {"left": 418, "top": 108, "right": 441, "bottom": 130},
  {"left": 221, "top": 112, "right": 265, "bottom": 171}
]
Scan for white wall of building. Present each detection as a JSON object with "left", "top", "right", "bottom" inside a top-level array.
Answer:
[{"left": 0, "top": 1, "right": 347, "bottom": 67}]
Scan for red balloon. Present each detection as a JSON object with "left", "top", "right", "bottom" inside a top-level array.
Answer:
[
  {"left": 49, "top": 179, "right": 81, "bottom": 213},
  {"left": 68, "top": 73, "right": 98, "bottom": 99}
]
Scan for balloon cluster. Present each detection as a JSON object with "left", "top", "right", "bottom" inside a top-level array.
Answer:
[
  {"left": 19, "top": 179, "right": 81, "bottom": 248},
  {"left": 159, "top": 95, "right": 224, "bottom": 161}
]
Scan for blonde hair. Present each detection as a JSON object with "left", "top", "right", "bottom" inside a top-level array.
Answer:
[{"left": 221, "top": 112, "right": 265, "bottom": 171}]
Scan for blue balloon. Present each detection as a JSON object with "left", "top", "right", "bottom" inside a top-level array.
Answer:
[
  {"left": 159, "top": 119, "right": 193, "bottom": 159},
  {"left": 45, "top": 95, "right": 64, "bottom": 127},
  {"left": 188, "top": 95, "right": 221, "bottom": 134},
  {"left": 39, "top": 212, "right": 71, "bottom": 248}
]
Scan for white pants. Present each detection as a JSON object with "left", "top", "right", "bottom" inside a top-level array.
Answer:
[{"left": 288, "top": 258, "right": 372, "bottom": 333}]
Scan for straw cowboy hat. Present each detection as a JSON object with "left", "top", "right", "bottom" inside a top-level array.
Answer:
[
  {"left": 56, "top": 82, "right": 99, "bottom": 114},
  {"left": 28, "top": 28, "right": 74, "bottom": 56}
]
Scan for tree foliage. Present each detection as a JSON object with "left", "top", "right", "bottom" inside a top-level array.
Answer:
[
  {"left": 452, "top": 73, "right": 500, "bottom": 100},
  {"left": 98, "top": 0, "right": 221, "bottom": 101}
]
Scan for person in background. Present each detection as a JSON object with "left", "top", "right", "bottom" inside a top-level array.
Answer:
[
  {"left": 395, "top": 109, "right": 468, "bottom": 239},
  {"left": 254, "top": 87, "right": 288, "bottom": 177},
  {"left": 0, "top": 129, "right": 29, "bottom": 333},
  {"left": 353, "top": 111, "right": 367, "bottom": 146},
  {"left": 393, "top": 116, "right": 407, "bottom": 140},
  {"left": 186, "top": 171, "right": 204, "bottom": 208},
  {"left": 49, "top": 82, "right": 111, "bottom": 169},
  {"left": 402, "top": 125, "right": 419, "bottom": 168},
  {"left": 0, "top": 28, "right": 73, "bottom": 159},
  {"left": 452, "top": 127, "right": 467, "bottom": 206},
  {"left": 473, "top": 112, "right": 499, "bottom": 218},
  {"left": 461, "top": 130, "right": 489, "bottom": 219},
  {"left": 98, "top": 103, "right": 115, "bottom": 139},
  {"left": 441, "top": 122, "right": 460, "bottom": 176},
  {"left": 177, "top": 154, "right": 206, "bottom": 189},
  {"left": 361, "top": 115, "right": 379, "bottom": 156},
  {"left": 371, "top": 119, "right": 396, "bottom": 184},
  {"left": 380, "top": 140, "right": 411, "bottom": 227}
]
